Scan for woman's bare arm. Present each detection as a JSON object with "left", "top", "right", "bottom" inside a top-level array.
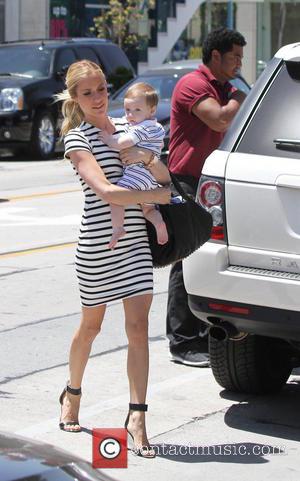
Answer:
[
  {"left": 146, "top": 155, "right": 171, "bottom": 184},
  {"left": 99, "top": 130, "right": 135, "bottom": 150},
  {"left": 69, "top": 150, "right": 171, "bottom": 205}
]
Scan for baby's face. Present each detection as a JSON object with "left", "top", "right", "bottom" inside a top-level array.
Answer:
[{"left": 124, "top": 96, "right": 155, "bottom": 124}]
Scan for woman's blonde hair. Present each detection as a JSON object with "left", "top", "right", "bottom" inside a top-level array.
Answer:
[{"left": 56, "top": 60, "right": 105, "bottom": 136}]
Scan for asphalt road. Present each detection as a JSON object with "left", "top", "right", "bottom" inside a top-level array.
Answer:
[{"left": 0, "top": 156, "right": 300, "bottom": 481}]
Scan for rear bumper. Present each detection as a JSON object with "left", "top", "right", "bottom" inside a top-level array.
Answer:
[
  {"left": 183, "top": 242, "right": 300, "bottom": 340},
  {"left": 188, "top": 294, "right": 300, "bottom": 341}
]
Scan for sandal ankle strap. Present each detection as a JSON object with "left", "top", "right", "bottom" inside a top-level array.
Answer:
[
  {"left": 66, "top": 384, "right": 82, "bottom": 396},
  {"left": 129, "top": 403, "right": 148, "bottom": 412}
]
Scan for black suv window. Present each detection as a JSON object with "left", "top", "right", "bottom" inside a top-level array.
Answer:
[
  {"left": 236, "top": 61, "right": 300, "bottom": 159},
  {"left": 0, "top": 45, "right": 52, "bottom": 78},
  {"left": 94, "top": 44, "right": 134, "bottom": 91},
  {"left": 75, "top": 46, "right": 99, "bottom": 65},
  {"left": 94, "top": 44, "right": 132, "bottom": 72},
  {"left": 55, "top": 48, "right": 77, "bottom": 72}
]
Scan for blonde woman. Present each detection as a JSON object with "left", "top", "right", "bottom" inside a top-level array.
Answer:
[{"left": 57, "top": 60, "right": 170, "bottom": 458}]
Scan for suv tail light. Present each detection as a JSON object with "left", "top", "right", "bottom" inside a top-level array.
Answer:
[{"left": 197, "top": 176, "right": 225, "bottom": 241}]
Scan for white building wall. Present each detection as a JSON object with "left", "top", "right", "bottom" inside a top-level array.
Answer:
[
  {"left": 20, "top": 0, "right": 49, "bottom": 39},
  {"left": 236, "top": 2, "right": 258, "bottom": 84},
  {"left": 5, "top": 0, "right": 20, "bottom": 41},
  {"left": 257, "top": 0, "right": 271, "bottom": 68},
  {"left": 5, "top": 0, "right": 49, "bottom": 41}
]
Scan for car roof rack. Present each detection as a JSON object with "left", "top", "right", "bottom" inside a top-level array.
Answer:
[{"left": 0, "top": 37, "right": 111, "bottom": 45}]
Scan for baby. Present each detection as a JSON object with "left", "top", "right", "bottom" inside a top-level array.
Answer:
[{"left": 99, "top": 82, "right": 168, "bottom": 250}]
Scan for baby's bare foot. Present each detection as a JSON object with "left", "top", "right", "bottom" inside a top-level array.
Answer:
[
  {"left": 109, "top": 227, "right": 126, "bottom": 249},
  {"left": 155, "top": 221, "right": 168, "bottom": 245}
]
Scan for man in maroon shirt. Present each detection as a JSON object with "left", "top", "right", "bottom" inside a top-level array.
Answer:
[{"left": 167, "top": 28, "right": 247, "bottom": 367}]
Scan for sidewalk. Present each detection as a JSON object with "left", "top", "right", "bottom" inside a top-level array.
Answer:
[{"left": 2, "top": 334, "right": 299, "bottom": 481}]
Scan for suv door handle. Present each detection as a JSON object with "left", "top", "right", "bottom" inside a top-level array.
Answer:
[
  {"left": 275, "top": 174, "right": 300, "bottom": 189},
  {"left": 273, "top": 138, "right": 300, "bottom": 153}
]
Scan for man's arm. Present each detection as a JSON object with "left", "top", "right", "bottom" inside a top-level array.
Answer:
[{"left": 192, "top": 90, "right": 246, "bottom": 132}]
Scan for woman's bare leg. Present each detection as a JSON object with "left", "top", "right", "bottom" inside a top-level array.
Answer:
[
  {"left": 123, "top": 294, "right": 154, "bottom": 452},
  {"left": 60, "top": 304, "right": 106, "bottom": 431}
]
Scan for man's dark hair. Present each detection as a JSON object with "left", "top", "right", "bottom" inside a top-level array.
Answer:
[{"left": 202, "top": 27, "right": 246, "bottom": 64}]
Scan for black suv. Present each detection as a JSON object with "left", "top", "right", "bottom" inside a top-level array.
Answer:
[{"left": 0, "top": 38, "right": 135, "bottom": 159}]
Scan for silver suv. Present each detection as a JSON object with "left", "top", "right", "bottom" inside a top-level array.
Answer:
[{"left": 183, "top": 43, "right": 300, "bottom": 394}]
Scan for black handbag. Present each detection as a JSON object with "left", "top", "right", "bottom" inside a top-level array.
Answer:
[{"left": 146, "top": 173, "right": 213, "bottom": 268}]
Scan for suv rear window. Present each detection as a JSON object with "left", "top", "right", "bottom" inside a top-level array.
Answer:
[
  {"left": 75, "top": 46, "right": 99, "bottom": 64},
  {"left": 0, "top": 45, "right": 52, "bottom": 78},
  {"left": 55, "top": 48, "right": 77, "bottom": 72},
  {"left": 236, "top": 61, "right": 300, "bottom": 159},
  {"left": 94, "top": 44, "right": 132, "bottom": 72}
]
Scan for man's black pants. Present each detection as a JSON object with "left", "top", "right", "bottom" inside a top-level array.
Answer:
[{"left": 166, "top": 174, "right": 208, "bottom": 352}]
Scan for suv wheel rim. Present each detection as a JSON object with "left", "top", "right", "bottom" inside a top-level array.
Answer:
[{"left": 38, "top": 117, "right": 55, "bottom": 154}]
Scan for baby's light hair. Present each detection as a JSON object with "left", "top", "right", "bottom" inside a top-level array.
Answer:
[{"left": 124, "top": 82, "right": 159, "bottom": 108}]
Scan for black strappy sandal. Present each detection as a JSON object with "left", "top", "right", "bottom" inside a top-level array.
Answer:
[
  {"left": 59, "top": 382, "right": 82, "bottom": 433},
  {"left": 124, "top": 403, "right": 156, "bottom": 458}
]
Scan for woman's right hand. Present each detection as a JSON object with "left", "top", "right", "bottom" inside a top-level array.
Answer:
[
  {"left": 120, "top": 147, "right": 151, "bottom": 166},
  {"left": 153, "top": 186, "right": 171, "bottom": 204}
]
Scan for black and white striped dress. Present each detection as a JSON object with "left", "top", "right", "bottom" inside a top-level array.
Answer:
[{"left": 64, "top": 119, "right": 153, "bottom": 307}]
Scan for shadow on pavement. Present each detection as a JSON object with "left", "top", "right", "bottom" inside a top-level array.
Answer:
[
  {"left": 154, "top": 442, "right": 277, "bottom": 463},
  {"left": 221, "top": 381, "right": 300, "bottom": 442}
]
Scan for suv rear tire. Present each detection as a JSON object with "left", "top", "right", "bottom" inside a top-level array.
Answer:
[
  {"left": 209, "top": 334, "right": 292, "bottom": 394},
  {"left": 30, "top": 110, "right": 56, "bottom": 159}
]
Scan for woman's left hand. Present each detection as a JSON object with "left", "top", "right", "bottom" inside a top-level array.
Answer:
[{"left": 120, "top": 146, "right": 152, "bottom": 166}]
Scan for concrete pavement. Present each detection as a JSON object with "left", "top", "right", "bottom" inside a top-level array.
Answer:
[
  {"left": 1, "top": 158, "right": 300, "bottom": 481},
  {"left": 1, "top": 248, "right": 299, "bottom": 481}
]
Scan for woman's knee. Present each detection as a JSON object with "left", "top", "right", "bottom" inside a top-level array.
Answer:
[
  {"left": 76, "top": 305, "right": 105, "bottom": 344},
  {"left": 76, "top": 321, "right": 101, "bottom": 344},
  {"left": 125, "top": 318, "right": 149, "bottom": 343}
]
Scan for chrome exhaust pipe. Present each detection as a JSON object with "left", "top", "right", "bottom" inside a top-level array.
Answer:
[{"left": 209, "top": 322, "right": 248, "bottom": 342}]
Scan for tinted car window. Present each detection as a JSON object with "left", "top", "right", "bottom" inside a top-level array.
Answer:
[
  {"left": 94, "top": 44, "right": 132, "bottom": 72},
  {"left": 75, "top": 46, "right": 99, "bottom": 64},
  {"left": 112, "top": 71, "right": 249, "bottom": 103},
  {"left": 230, "top": 76, "right": 250, "bottom": 95},
  {"left": 0, "top": 45, "right": 51, "bottom": 77},
  {"left": 55, "top": 48, "right": 77, "bottom": 72},
  {"left": 236, "top": 61, "right": 300, "bottom": 159},
  {"left": 113, "top": 75, "right": 179, "bottom": 101}
]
